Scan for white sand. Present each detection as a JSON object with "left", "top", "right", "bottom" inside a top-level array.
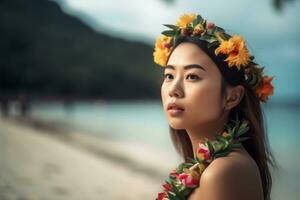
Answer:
[{"left": 0, "top": 118, "right": 180, "bottom": 200}]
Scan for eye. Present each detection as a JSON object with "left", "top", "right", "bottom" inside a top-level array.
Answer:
[
  {"left": 163, "top": 73, "right": 173, "bottom": 80},
  {"left": 186, "top": 74, "right": 200, "bottom": 80}
]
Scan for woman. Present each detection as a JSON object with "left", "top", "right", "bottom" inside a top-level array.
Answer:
[{"left": 154, "top": 14, "right": 276, "bottom": 200}]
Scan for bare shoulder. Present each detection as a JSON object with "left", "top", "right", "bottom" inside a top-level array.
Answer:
[{"left": 188, "top": 146, "right": 264, "bottom": 200}]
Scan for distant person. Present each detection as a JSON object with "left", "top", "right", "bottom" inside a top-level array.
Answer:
[{"left": 153, "top": 13, "right": 276, "bottom": 200}]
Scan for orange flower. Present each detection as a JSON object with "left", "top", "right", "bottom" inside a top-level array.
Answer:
[
  {"left": 222, "top": 131, "right": 230, "bottom": 138},
  {"left": 176, "top": 13, "right": 197, "bottom": 29},
  {"left": 256, "top": 76, "right": 274, "bottom": 102},
  {"left": 153, "top": 35, "right": 172, "bottom": 66},
  {"left": 215, "top": 35, "right": 251, "bottom": 70},
  {"left": 215, "top": 40, "right": 234, "bottom": 55},
  {"left": 225, "top": 47, "right": 251, "bottom": 70}
]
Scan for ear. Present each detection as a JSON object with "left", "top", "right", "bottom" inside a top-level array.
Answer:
[{"left": 224, "top": 85, "right": 245, "bottom": 110}]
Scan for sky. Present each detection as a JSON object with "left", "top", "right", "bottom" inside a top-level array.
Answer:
[{"left": 53, "top": 0, "right": 300, "bottom": 100}]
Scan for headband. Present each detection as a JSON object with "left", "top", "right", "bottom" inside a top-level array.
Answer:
[{"left": 153, "top": 13, "right": 274, "bottom": 102}]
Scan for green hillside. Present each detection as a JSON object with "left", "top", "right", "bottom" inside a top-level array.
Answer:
[{"left": 0, "top": 0, "right": 162, "bottom": 100}]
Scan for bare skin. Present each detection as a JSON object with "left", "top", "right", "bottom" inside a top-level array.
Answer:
[
  {"left": 161, "top": 42, "right": 245, "bottom": 155},
  {"left": 161, "top": 42, "right": 264, "bottom": 200},
  {"left": 188, "top": 145, "right": 264, "bottom": 200}
]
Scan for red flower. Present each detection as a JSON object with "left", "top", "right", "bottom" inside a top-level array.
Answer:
[
  {"left": 156, "top": 191, "right": 167, "bottom": 200},
  {"left": 169, "top": 171, "right": 179, "bottom": 178},
  {"left": 163, "top": 183, "right": 172, "bottom": 192},
  {"left": 207, "top": 22, "right": 215, "bottom": 30},
  {"left": 178, "top": 172, "right": 199, "bottom": 187},
  {"left": 197, "top": 143, "right": 211, "bottom": 161},
  {"left": 156, "top": 182, "right": 172, "bottom": 200}
]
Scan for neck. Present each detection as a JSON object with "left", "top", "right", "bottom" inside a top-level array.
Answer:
[{"left": 186, "top": 113, "right": 229, "bottom": 157}]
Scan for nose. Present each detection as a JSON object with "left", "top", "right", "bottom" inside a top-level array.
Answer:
[{"left": 168, "top": 78, "right": 184, "bottom": 98}]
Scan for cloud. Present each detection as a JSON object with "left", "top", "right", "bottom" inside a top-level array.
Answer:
[
  {"left": 55, "top": 0, "right": 300, "bottom": 43},
  {"left": 54, "top": 0, "right": 300, "bottom": 98}
]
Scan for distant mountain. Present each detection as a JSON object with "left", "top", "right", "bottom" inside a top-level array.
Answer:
[{"left": 0, "top": 0, "right": 162, "bottom": 99}]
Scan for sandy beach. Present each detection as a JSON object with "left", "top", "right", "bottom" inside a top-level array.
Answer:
[{"left": 0, "top": 117, "right": 180, "bottom": 200}]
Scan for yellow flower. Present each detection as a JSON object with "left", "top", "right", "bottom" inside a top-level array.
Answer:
[
  {"left": 198, "top": 163, "right": 206, "bottom": 173},
  {"left": 215, "top": 40, "right": 234, "bottom": 55},
  {"left": 192, "top": 24, "right": 204, "bottom": 35},
  {"left": 154, "top": 35, "right": 172, "bottom": 49},
  {"left": 225, "top": 47, "right": 251, "bottom": 70},
  {"left": 183, "top": 168, "right": 200, "bottom": 180},
  {"left": 176, "top": 14, "right": 197, "bottom": 29},
  {"left": 153, "top": 49, "right": 170, "bottom": 66},
  {"left": 215, "top": 35, "right": 251, "bottom": 70},
  {"left": 153, "top": 35, "right": 172, "bottom": 66}
]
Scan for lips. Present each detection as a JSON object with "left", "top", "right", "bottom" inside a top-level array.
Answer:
[{"left": 167, "top": 102, "right": 185, "bottom": 111}]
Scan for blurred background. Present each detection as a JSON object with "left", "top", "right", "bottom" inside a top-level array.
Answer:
[{"left": 0, "top": 0, "right": 299, "bottom": 199}]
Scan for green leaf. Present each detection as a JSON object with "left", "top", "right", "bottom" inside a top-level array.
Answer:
[
  {"left": 176, "top": 163, "right": 184, "bottom": 173},
  {"left": 163, "top": 24, "right": 179, "bottom": 30},
  {"left": 224, "top": 123, "right": 231, "bottom": 131},
  {"left": 236, "top": 121, "right": 250, "bottom": 137},
  {"left": 236, "top": 137, "right": 251, "bottom": 142},
  {"left": 162, "top": 30, "right": 176, "bottom": 37},
  {"left": 205, "top": 139, "right": 215, "bottom": 155},
  {"left": 239, "top": 120, "right": 248, "bottom": 129},
  {"left": 231, "top": 125, "right": 238, "bottom": 137},
  {"left": 199, "top": 34, "right": 218, "bottom": 43},
  {"left": 182, "top": 187, "right": 193, "bottom": 196},
  {"left": 232, "top": 143, "right": 242, "bottom": 148},
  {"left": 192, "top": 18, "right": 198, "bottom": 27},
  {"left": 215, "top": 135, "right": 228, "bottom": 144},
  {"left": 211, "top": 26, "right": 225, "bottom": 34},
  {"left": 248, "top": 73, "right": 259, "bottom": 87},
  {"left": 236, "top": 126, "right": 250, "bottom": 137},
  {"left": 196, "top": 156, "right": 204, "bottom": 164},
  {"left": 169, "top": 181, "right": 180, "bottom": 193},
  {"left": 211, "top": 140, "right": 224, "bottom": 152},
  {"left": 192, "top": 15, "right": 203, "bottom": 26},
  {"left": 177, "top": 162, "right": 193, "bottom": 173},
  {"left": 168, "top": 193, "right": 182, "bottom": 200},
  {"left": 168, "top": 181, "right": 185, "bottom": 200},
  {"left": 172, "top": 36, "right": 177, "bottom": 46},
  {"left": 207, "top": 41, "right": 219, "bottom": 48},
  {"left": 170, "top": 29, "right": 181, "bottom": 46},
  {"left": 223, "top": 32, "right": 232, "bottom": 40},
  {"left": 214, "top": 146, "right": 233, "bottom": 158}
]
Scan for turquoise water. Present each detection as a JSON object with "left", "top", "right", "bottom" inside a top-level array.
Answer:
[
  {"left": 29, "top": 100, "right": 173, "bottom": 151},
  {"left": 28, "top": 100, "right": 300, "bottom": 200}
]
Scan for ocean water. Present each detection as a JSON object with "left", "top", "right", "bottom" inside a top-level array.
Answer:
[{"left": 26, "top": 100, "right": 300, "bottom": 200}]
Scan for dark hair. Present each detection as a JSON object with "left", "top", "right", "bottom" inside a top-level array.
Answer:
[{"left": 165, "top": 36, "right": 277, "bottom": 200}]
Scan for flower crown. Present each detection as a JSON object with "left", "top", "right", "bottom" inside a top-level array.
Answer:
[{"left": 153, "top": 13, "right": 274, "bottom": 103}]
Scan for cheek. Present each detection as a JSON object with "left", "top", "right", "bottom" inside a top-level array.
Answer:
[
  {"left": 185, "top": 81, "right": 222, "bottom": 123},
  {"left": 161, "top": 83, "right": 168, "bottom": 108}
]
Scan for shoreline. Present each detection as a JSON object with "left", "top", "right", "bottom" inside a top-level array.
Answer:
[
  {"left": 0, "top": 117, "right": 179, "bottom": 199},
  {"left": 5, "top": 116, "right": 180, "bottom": 180}
]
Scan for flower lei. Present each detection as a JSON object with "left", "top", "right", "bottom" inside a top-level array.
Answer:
[
  {"left": 153, "top": 13, "right": 274, "bottom": 103},
  {"left": 156, "top": 117, "right": 251, "bottom": 200}
]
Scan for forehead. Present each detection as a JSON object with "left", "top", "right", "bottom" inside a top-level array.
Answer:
[{"left": 167, "top": 42, "right": 213, "bottom": 71}]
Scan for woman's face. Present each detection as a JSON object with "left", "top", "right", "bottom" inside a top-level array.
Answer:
[{"left": 161, "top": 42, "right": 225, "bottom": 130}]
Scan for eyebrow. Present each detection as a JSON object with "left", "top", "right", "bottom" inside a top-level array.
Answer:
[{"left": 165, "top": 64, "right": 206, "bottom": 71}]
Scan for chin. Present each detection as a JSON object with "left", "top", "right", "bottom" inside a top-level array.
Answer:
[{"left": 168, "top": 119, "right": 186, "bottom": 130}]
